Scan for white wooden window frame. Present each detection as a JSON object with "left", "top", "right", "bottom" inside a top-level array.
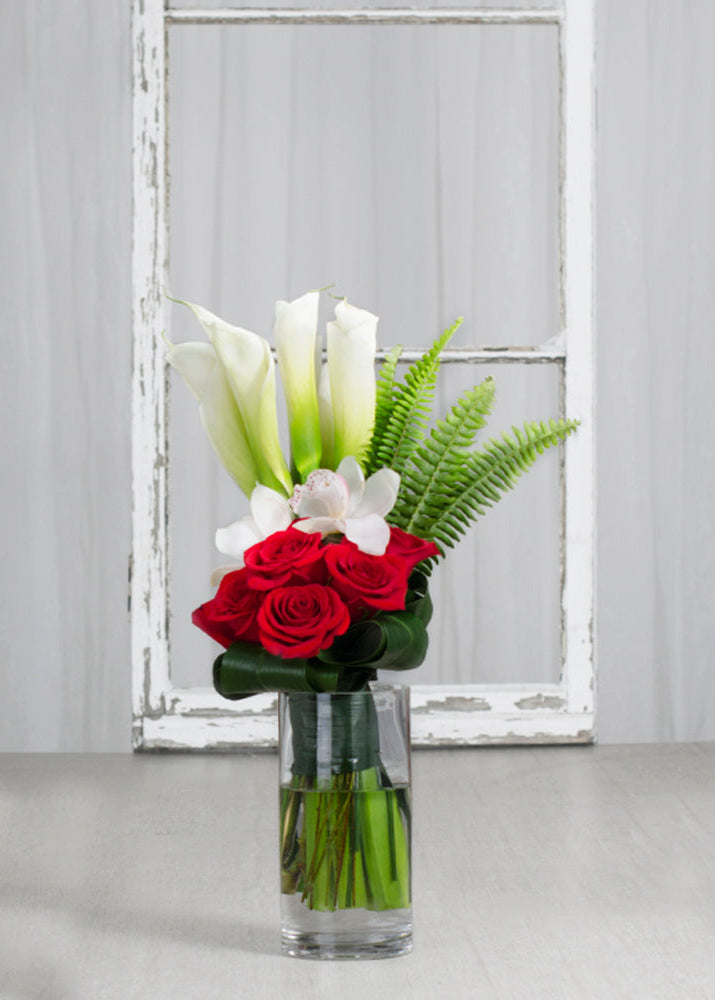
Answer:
[{"left": 131, "top": 0, "right": 595, "bottom": 749}]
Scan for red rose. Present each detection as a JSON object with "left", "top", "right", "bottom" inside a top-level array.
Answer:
[
  {"left": 192, "top": 569, "right": 262, "bottom": 648},
  {"left": 324, "top": 540, "right": 410, "bottom": 616},
  {"left": 386, "top": 526, "right": 440, "bottom": 573},
  {"left": 257, "top": 584, "right": 351, "bottom": 659},
  {"left": 244, "top": 527, "right": 325, "bottom": 591}
]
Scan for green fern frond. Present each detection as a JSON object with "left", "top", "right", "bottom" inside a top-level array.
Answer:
[
  {"left": 399, "top": 417, "right": 579, "bottom": 553},
  {"left": 389, "top": 377, "right": 496, "bottom": 533},
  {"left": 364, "top": 344, "right": 402, "bottom": 475},
  {"left": 369, "top": 318, "right": 463, "bottom": 476}
]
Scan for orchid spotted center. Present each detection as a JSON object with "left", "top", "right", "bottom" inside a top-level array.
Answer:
[{"left": 289, "top": 469, "right": 350, "bottom": 519}]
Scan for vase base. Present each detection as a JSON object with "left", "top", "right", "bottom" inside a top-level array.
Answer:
[{"left": 281, "top": 926, "right": 412, "bottom": 960}]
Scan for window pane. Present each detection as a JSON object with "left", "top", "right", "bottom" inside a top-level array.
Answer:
[
  {"left": 169, "top": 23, "right": 559, "bottom": 347},
  {"left": 377, "top": 361, "right": 563, "bottom": 686}
]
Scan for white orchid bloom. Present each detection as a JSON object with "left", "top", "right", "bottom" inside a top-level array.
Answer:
[
  {"left": 214, "top": 485, "right": 294, "bottom": 570},
  {"left": 326, "top": 300, "right": 377, "bottom": 468},
  {"left": 174, "top": 300, "right": 293, "bottom": 497},
  {"left": 274, "top": 291, "right": 322, "bottom": 481},
  {"left": 166, "top": 340, "right": 260, "bottom": 498},
  {"left": 291, "top": 456, "right": 399, "bottom": 556}
]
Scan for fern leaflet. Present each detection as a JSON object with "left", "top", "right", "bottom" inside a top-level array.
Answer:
[
  {"left": 370, "top": 317, "right": 463, "bottom": 476},
  {"left": 396, "top": 418, "right": 579, "bottom": 553},
  {"left": 364, "top": 344, "right": 402, "bottom": 475},
  {"left": 389, "top": 377, "right": 496, "bottom": 533}
]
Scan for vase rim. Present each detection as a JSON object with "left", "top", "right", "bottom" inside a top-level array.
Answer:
[{"left": 279, "top": 681, "right": 408, "bottom": 701}]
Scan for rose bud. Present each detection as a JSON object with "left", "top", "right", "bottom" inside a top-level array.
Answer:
[
  {"left": 386, "top": 526, "right": 440, "bottom": 573},
  {"left": 324, "top": 540, "right": 410, "bottom": 616},
  {"left": 244, "top": 527, "right": 326, "bottom": 591},
  {"left": 257, "top": 584, "right": 351, "bottom": 659},
  {"left": 192, "top": 568, "right": 262, "bottom": 648}
]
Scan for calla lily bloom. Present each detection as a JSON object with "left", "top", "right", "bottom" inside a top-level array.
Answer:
[
  {"left": 214, "top": 484, "right": 294, "bottom": 568},
  {"left": 165, "top": 340, "right": 260, "bottom": 498},
  {"left": 292, "top": 456, "right": 399, "bottom": 556},
  {"left": 274, "top": 291, "right": 322, "bottom": 482},
  {"left": 317, "top": 361, "right": 335, "bottom": 470},
  {"left": 327, "top": 300, "right": 377, "bottom": 468},
  {"left": 168, "top": 292, "right": 381, "bottom": 499},
  {"left": 171, "top": 300, "right": 293, "bottom": 497}
]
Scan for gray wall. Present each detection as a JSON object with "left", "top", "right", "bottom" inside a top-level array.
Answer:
[{"left": 1, "top": 1, "right": 713, "bottom": 750}]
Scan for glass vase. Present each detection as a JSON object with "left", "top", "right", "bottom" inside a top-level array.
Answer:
[{"left": 278, "top": 683, "right": 412, "bottom": 959}]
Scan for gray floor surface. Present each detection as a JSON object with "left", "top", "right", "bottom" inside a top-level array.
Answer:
[{"left": 1, "top": 744, "right": 714, "bottom": 999}]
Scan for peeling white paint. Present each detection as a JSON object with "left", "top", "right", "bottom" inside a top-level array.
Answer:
[
  {"left": 131, "top": 0, "right": 169, "bottom": 744},
  {"left": 166, "top": 8, "right": 564, "bottom": 27}
]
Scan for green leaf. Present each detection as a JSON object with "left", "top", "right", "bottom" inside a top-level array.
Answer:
[
  {"left": 317, "top": 609, "right": 429, "bottom": 672},
  {"left": 213, "top": 641, "right": 342, "bottom": 699},
  {"left": 318, "top": 620, "right": 386, "bottom": 666},
  {"left": 287, "top": 693, "right": 381, "bottom": 778},
  {"left": 371, "top": 611, "right": 429, "bottom": 670},
  {"left": 405, "top": 570, "right": 433, "bottom": 625}
]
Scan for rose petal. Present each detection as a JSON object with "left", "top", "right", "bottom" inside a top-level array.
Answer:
[{"left": 209, "top": 564, "right": 241, "bottom": 588}]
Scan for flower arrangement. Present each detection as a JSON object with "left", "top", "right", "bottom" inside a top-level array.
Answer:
[{"left": 167, "top": 289, "right": 577, "bottom": 925}]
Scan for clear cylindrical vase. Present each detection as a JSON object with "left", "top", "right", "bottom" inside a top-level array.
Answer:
[{"left": 278, "top": 683, "right": 412, "bottom": 959}]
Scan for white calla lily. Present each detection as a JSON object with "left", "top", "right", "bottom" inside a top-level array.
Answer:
[
  {"left": 166, "top": 340, "right": 260, "bottom": 498},
  {"left": 180, "top": 301, "right": 292, "bottom": 496},
  {"left": 215, "top": 484, "right": 294, "bottom": 567},
  {"left": 274, "top": 291, "right": 322, "bottom": 481},
  {"left": 168, "top": 291, "right": 384, "bottom": 506},
  {"left": 317, "top": 362, "right": 335, "bottom": 470},
  {"left": 292, "top": 456, "right": 399, "bottom": 555},
  {"left": 326, "top": 300, "right": 377, "bottom": 468}
]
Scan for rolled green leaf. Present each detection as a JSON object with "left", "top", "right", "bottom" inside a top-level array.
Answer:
[
  {"left": 368, "top": 611, "right": 429, "bottom": 670},
  {"left": 288, "top": 692, "right": 381, "bottom": 776},
  {"left": 213, "top": 642, "right": 342, "bottom": 699},
  {"left": 318, "top": 620, "right": 385, "bottom": 666},
  {"left": 317, "top": 609, "right": 429, "bottom": 672},
  {"left": 405, "top": 570, "right": 433, "bottom": 625}
]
